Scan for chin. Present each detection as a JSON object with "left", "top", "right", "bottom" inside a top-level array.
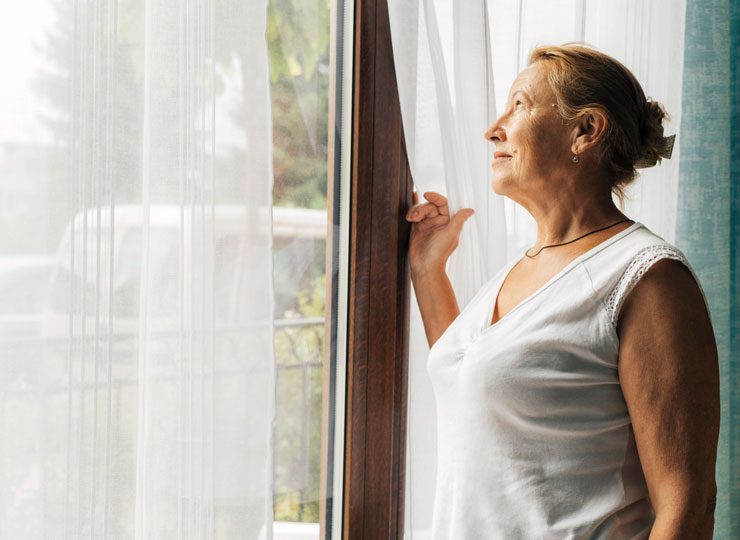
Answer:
[{"left": 490, "top": 175, "right": 511, "bottom": 196}]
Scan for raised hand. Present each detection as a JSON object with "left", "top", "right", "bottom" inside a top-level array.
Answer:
[{"left": 405, "top": 191, "right": 475, "bottom": 277}]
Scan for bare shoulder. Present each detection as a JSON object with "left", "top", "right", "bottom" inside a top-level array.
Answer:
[
  {"left": 616, "top": 255, "right": 718, "bottom": 401},
  {"left": 616, "top": 257, "right": 713, "bottom": 343}
]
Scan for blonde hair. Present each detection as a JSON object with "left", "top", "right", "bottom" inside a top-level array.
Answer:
[{"left": 528, "top": 42, "right": 671, "bottom": 208}]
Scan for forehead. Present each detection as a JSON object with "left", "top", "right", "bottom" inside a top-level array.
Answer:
[{"left": 507, "top": 63, "right": 555, "bottom": 103}]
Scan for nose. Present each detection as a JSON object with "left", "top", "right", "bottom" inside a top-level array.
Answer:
[{"left": 484, "top": 119, "right": 505, "bottom": 143}]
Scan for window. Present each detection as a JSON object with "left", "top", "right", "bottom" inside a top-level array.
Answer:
[
  {"left": 267, "top": 0, "right": 353, "bottom": 537},
  {"left": 0, "top": 0, "right": 361, "bottom": 537}
]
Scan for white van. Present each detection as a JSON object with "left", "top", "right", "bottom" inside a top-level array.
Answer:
[{"left": 42, "top": 204, "right": 327, "bottom": 340}]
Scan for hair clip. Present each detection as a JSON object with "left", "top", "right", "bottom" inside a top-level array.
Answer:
[
  {"left": 635, "top": 133, "right": 676, "bottom": 169},
  {"left": 658, "top": 134, "right": 676, "bottom": 159}
]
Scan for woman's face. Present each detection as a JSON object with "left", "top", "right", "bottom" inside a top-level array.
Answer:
[{"left": 484, "top": 62, "right": 574, "bottom": 199}]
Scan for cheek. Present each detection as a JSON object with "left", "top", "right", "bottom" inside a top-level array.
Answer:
[
  {"left": 510, "top": 128, "right": 541, "bottom": 165},
  {"left": 522, "top": 122, "right": 564, "bottom": 165}
]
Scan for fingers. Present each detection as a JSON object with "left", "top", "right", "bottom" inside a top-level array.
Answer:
[
  {"left": 406, "top": 191, "right": 450, "bottom": 222},
  {"left": 413, "top": 208, "right": 474, "bottom": 232},
  {"left": 412, "top": 191, "right": 419, "bottom": 205},
  {"left": 406, "top": 202, "right": 440, "bottom": 222},
  {"left": 416, "top": 214, "right": 449, "bottom": 231},
  {"left": 423, "top": 192, "right": 449, "bottom": 216}
]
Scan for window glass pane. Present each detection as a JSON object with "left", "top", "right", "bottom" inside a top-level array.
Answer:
[
  {"left": 0, "top": 0, "right": 352, "bottom": 537},
  {"left": 267, "top": 0, "right": 352, "bottom": 537}
]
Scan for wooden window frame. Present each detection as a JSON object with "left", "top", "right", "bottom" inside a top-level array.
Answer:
[{"left": 343, "top": 0, "right": 413, "bottom": 537}]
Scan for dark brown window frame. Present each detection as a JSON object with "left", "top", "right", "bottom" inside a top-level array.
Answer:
[
  {"left": 318, "top": 0, "right": 412, "bottom": 536},
  {"left": 344, "top": 0, "right": 413, "bottom": 537}
]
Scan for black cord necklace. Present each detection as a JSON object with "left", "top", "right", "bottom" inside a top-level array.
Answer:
[{"left": 524, "top": 218, "right": 634, "bottom": 258}]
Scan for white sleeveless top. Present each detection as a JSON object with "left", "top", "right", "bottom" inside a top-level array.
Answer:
[{"left": 427, "top": 221, "right": 712, "bottom": 540}]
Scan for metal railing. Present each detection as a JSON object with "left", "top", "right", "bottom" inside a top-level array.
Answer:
[{"left": 0, "top": 315, "right": 328, "bottom": 526}]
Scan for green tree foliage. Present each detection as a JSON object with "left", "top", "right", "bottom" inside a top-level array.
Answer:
[
  {"left": 267, "top": 0, "right": 331, "bottom": 210},
  {"left": 35, "top": 0, "right": 330, "bottom": 210}
]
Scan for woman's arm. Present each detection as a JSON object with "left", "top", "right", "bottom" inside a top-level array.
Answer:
[
  {"left": 411, "top": 268, "right": 460, "bottom": 348},
  {"left": 617, "top": 258, "right": 720, "bottom": 540},
  {"left": 405, "top": 191, "right": 475, "bottom": 348}
]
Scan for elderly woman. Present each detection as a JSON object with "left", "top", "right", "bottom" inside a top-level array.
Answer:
[{"left": 405, "top": 44, "right": 719, "bottom": 539}]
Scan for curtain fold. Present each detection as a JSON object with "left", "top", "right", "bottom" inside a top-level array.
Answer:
[
  {"left": 389, "top": 2, "right": 692, "bottom": 538},
  {"left": 388, "top": 3, "right": 504, "bottom": 537},
  {"left": 0, "top": 0, "right": 275, "bottom": 537}
]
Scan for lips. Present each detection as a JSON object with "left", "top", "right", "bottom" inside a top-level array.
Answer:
[{"left": 493, "top": 151, "right": 512, "bottom": 161}]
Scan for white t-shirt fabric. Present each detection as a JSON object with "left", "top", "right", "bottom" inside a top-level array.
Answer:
[{"left": 427, "top": 221, "right": 712, "bottom": 540}]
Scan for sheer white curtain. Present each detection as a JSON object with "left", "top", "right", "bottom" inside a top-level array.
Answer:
[
  {"left": 388, "top": 1, "right": 686, "bottom": 537},
  {"left": 0, "top": 0, "right": 274, "bottom": 538}
]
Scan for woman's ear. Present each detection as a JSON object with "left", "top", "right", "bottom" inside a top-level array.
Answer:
[{"left": 571, "top": 107, "right": 609, "bottom": 154}]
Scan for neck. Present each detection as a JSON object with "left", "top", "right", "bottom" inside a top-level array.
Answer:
[{"left": 528, "top": 190, "right": 629, "bottom": 248}]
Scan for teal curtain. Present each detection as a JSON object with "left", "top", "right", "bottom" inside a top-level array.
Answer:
[{"left": 676, "top": 1, "right": 739, "bottom": 538}]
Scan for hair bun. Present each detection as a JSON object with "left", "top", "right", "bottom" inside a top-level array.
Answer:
[{"left": 635, "top": 99, "right": 674, "bottom": 169}]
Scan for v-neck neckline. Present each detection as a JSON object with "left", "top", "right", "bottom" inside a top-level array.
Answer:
[{"left": 481, "top": 221, "right": 643, "bottom": 333}]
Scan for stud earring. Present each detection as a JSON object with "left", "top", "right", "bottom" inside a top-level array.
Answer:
[{"left": 572, "top": 154, "right": 580, "bottom": 163}]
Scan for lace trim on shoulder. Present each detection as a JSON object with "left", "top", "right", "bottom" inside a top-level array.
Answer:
[{"left": 605, "top": 244, "right": 695, "bottom": 328}]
